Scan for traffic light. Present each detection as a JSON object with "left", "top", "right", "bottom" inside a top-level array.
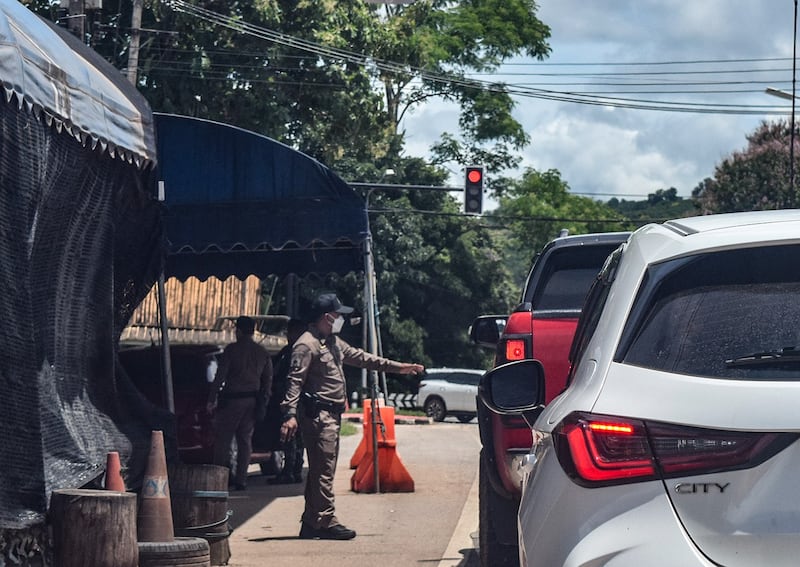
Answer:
[{"left": 464, "top": 166, "right": 484, "bottom": 214}]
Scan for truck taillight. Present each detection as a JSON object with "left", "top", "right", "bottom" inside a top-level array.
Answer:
[{"left": 505, "top": 339, "right": 526, "bottom": 361}]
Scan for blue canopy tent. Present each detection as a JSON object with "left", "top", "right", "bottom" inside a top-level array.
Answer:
[
  {"left": 150, "top": 114, "right": 378, "bottom": 424},
  {"left": 154, "top": 113, "right": 369, "bottom": 280}
]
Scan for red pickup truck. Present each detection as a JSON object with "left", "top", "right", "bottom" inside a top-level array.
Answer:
[{"left": 470, "top": 231, "right": 630, "bottom": 566}]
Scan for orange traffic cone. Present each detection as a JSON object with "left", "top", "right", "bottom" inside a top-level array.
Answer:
[
  {"left": 104, "top": 451, "right": 126, "bottom": 491},
  {"left": 137, "top": 430, "right": 175, "bottom": 542}
]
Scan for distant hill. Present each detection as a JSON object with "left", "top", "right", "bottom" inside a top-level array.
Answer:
[{"left": 607, "top": 188, "right": 699, "bottom": 222}]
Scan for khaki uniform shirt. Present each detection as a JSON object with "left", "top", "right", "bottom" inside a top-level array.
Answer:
[
  {"left": 280, "top": 327, "right": 406, "bottom": 417},
  {"left": 208, "top": 337, "right": 273, "bottom": 403}
]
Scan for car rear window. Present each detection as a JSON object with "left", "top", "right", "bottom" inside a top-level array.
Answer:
[
  {"left": 529, "top": 245, "right": 621, "bottom": 312},
  {"left": 621, "top": 244, "right": 800, "bottom": 380}
]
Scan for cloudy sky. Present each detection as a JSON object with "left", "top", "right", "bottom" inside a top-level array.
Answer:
[{"left": 402, "top": 0, "right": 798, "bottom": 202}]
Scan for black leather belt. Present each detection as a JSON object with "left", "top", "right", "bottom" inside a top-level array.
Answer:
[
  {"left": 220, "top": 390, "right": 258, "bottom": 399},
  {"left": 302, "top": 391, "right": 346, "bottom": 414}
]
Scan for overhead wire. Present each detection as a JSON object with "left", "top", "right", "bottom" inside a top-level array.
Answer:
[{"left": 160, "top": 0, "right": 793, "bottom": 117}]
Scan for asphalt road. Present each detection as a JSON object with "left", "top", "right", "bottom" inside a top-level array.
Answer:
[{"left": 223, "top": 420, "right": 482, "bottom": 567}]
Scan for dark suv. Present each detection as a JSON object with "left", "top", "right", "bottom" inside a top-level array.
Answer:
[{"left": 470, "top": 231, "right": 630, "bottom": 566}]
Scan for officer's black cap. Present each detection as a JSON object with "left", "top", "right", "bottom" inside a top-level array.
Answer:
[
  {"left": 310, "top": 293, "right": 354, "bottom": 319},
  {"left": 235, "top": 315, "right": 256, "bottom": 334}
]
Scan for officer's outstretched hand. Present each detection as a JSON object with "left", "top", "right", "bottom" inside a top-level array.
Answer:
[
  {"left": 398, "top": 363, "right": 425, "bottom": 375},
  {"left": 280, "top": 416, "right": 298, "bottom": 443}
]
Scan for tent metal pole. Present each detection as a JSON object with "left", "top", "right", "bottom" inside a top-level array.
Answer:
[
  {"left": 363, "top": 194, "right": 380, "bottom": 493},
  {"left": 156, "top": 273, "right": 175, "bottom": 414},
  {"left": 155, "top": 180, "right": 175, "bottom": 414},
  {"left": 361, "top": 254, "right": 369, "bottom": 397}
]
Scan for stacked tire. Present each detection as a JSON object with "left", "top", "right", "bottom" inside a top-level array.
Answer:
[{"left": 138, "top": 537, "right": 210, "bottom": 567}]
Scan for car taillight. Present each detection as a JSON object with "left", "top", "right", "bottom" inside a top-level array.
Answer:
[
  {"left": 559, "top": 414, "right": 655, "bottom": 483},
  {"left": 555, "top": 412, "right": 796, "bottom": 487},
  {"left": 505, "top": 339, "right": 526, "bottom": 361}
]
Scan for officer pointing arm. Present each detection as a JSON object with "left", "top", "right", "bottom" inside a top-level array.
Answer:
[{"left": 278, "top": 293, "right": 423, "bottom": 540}]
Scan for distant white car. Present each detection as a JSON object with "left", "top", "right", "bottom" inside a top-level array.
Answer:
[
  {"left": 481, "top": 209, "right": 800, "bottom": 566},
  {"left": 417, "top": 368, "right": 484, "bottom": 422}
]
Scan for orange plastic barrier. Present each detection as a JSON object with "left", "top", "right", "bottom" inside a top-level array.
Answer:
[
  {"left": 350, "top": 401, "right": 414, "bottom": 493},
  {"left": 349, "top": 398, "right": 384, "bottom": 469}
]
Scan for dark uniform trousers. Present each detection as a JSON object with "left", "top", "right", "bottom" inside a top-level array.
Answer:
[
  {"left": 213, "top": 396, "right": 257, "bottom": 487},
  {"left": 299, "top": 408, "right": 342, "bottom": 529}
]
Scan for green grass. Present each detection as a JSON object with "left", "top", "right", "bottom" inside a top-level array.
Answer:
[
  {"left": 395, "top": 408, "right": 426, "bottom": 416},
  {"left": 340, "top": 420, "right": 359, "bottom": 436}
]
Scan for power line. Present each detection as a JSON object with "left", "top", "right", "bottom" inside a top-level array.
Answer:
[
  {"left": 154, "top": 1, "right": 796, "bottom": 117},
  {"left": 369, "top": 207, "right": 667, "bottom": 225},
  {"left": 468, "top": 67, "right": 794, "bottom": 78},
  {"left": 498, "top": 57, "right": 794, "bottom": 67},
  {"left": 161, "top": 1, "right": 790, "bottom": 116}
]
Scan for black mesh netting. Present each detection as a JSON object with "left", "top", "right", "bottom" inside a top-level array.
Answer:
[{"left": 0, "top": 95, "right": 175, "bottom": 538}]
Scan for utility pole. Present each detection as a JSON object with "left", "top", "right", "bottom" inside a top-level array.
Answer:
[
  {"left": 127, "top": 0, "right": 143, "bottom": 84},
  {"left": 66, "top": 0, "right": 85, "bottom": 39}
]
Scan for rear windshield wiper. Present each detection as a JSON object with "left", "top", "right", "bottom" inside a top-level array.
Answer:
[{"left": 725, "top": 346, "right": 800, "bottom": 367}]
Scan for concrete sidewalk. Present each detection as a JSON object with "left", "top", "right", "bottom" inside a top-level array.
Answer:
[{"left": 223, "top": 423, "right": 480, "bottom": 567}]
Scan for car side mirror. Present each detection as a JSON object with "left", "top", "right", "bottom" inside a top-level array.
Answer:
[
  {"left": 469, "top": 315, "right": 508, "bottom": 348},
  {"left": 479, "top": 359, "right": 546, "bottom": 415}
]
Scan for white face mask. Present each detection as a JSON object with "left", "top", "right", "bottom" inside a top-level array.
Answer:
[{"left": 327, "top": 313, "right": 345, "bottom": 334}]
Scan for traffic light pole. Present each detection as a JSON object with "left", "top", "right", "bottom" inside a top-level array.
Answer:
[{"left": 353, "top": 172, "right": 484, "bottom": 490}]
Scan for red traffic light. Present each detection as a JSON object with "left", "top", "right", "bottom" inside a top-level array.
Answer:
[{"left": 464, "top": 166, "right": 484, "bottom": 214}]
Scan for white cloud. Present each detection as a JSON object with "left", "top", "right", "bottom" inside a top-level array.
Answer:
[
  {"left": 402, "top": 1, "right": 797, "bottom": 201},
  {"left": 524, "top": 114, "right": 696, "bottom": 197}
]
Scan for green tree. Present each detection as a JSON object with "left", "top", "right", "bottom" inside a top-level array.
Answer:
[
  {"left": 68, "top": 0, "right": 551, "bottom": 176},
  {"left": 376, "top": 0, "right": 552, "bottom": 177},
  {"left": 693, "top": 119, "right": 797, "bottom": 213},
  {"left": 333, "top": 158, "right": 515, "bottom": 374},
  {"left": 491, "top": 168, "right": 628, "bottom": 286},
  {"left": 607, "top": 187, "right": 698, "bottom": 221}
]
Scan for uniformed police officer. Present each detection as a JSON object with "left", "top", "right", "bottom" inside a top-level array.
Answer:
[
  {"left": 207, "top": 315, "right": 273, "bottom": 491},
  {"left": 279, "top": 293, "right": 424, "bottom": 540}
]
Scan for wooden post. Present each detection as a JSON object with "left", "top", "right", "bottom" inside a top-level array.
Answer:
[
  {"left": 168, "top": 464, "right": 231, "bottom": 566},
  {"left": 50, "top": 489, "right": 138, "bottom": 567}
]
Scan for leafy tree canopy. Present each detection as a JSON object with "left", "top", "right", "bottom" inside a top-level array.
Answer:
[
  {"left": 490, "top": 168, "right": 628, "bottom": 286},
  {"left": 43, "top": 0, "right": 550, "bottom": 177},
  {"left": 607, "top": 187, "right": 698, "bottom": 221},
  {"left": 693, "top": 119, "right": 797, "bottom": 213}
]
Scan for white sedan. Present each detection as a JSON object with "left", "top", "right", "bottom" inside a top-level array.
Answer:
[{"left": 417, "top": 368, "right": 484, "bottom": 422}]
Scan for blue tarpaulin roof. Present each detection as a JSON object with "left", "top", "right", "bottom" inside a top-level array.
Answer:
[{"left": 155, "top": 113, "right": 368, "bottom": 280}]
